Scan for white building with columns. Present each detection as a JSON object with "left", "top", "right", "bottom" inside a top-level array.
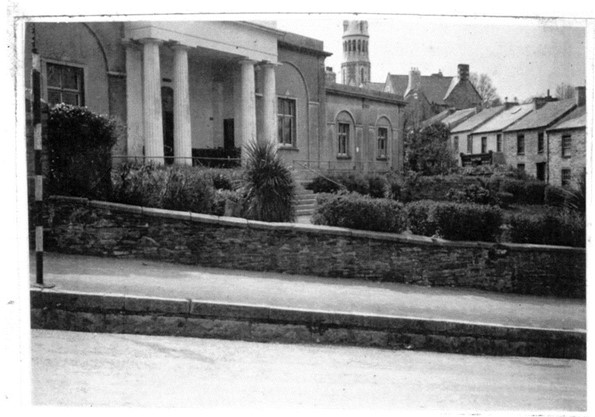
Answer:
[{"left": 24, "top": 20, "right": 404, "bottom": 175}]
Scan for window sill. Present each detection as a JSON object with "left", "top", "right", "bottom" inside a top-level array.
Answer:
[
  {"left": 517, "top": 153, "right": 525, "bottom": 156},
  {"left": 278, "top": 145, "right": 299, "bottom": 151},
  {"left": 376, "top": 157, "right": 388, "bottom": 161},
  {"left": 562, "top": 155, "right": 572, "bottom": 159},
  {"left": 336, "top": 155, "right": 351, "bottom": 160}
]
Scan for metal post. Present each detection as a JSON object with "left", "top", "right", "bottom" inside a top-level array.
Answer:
[{"left": 31, "top": 25, "right": 53, "bottom": 288}]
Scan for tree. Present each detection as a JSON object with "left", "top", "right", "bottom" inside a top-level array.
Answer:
[
  {"left": 470, "top": 72, "right": 501, "bottom": 108},
  {"left": 405, "top": 123, "right": 457, "bottom": 175},
  {"left": 555, "top": 83, "right": 575, "bottom": 99}
]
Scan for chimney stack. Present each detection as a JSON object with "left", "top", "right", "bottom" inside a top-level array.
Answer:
[
  {"left": 405, "top": 67, "right": 421, "bottom": 96},
  {"left": 575, "top": 86, "right": 586, "bottom": 107},
  {"left": 458, "top": 64, "right": 470, "bottom": 81},
  {"left": 325, "top": 67, "right": 336, "bottom": 85}
]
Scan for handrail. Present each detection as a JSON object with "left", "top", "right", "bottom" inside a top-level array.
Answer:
[{"left": 293, "top": 160, "right": 346, "bottom": 190}]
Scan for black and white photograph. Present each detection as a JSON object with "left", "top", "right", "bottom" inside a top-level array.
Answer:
[{"left": 3, "top": 1, "right": 593, "bottom": 414}]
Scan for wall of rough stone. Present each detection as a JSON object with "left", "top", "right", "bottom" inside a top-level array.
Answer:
[{"left": 44, "top": 197, "right": 586, "bottom": 298}]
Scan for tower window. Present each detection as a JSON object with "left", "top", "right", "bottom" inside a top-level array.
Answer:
[
  {"left": 360, "top": 68, "right": 364, "bottom": 83},
  {"left": 357, "top": 40, "right": 361, "bottom": 52}
]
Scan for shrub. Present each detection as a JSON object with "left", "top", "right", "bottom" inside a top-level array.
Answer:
[
  {"left": 243, "top": 141, "right": 296, "bottom": 222},
  {"left": 544, "top": 185, "right": 567, "bottom": 208},
  {"left": 160, "top": 167, "right": 215, "bottom": 214},
  {"left": 431, "top": 203, "right": 503, "bottom": 242},
  {"left": 111, "top": 162, "right": 163, "bottom": 207},
  {"left": 496, "top": 192, "right": 514, "bottom": 209},
  {"left": 306, "top": 175, "right": 344, "bottom": 194},
  {"left": 212, "top": 189, "right": 245, "bottom": 216},
  {"left": 366, "top": 174, "right": 389, "bottom": 198},
  {"left": 405, "top": 200, "right": 439, "bottom": 236},
  {"left": 508, "top": 210, "right": 585, "bottom": 247},
  {"left": 446, "top": 183, "right": 501, "bottom": 206},
  {"left": 340, "top": 172, "right": 370, "bottom": 195},
  {"left": 523, "top": 181, "right": 546, "bottom": 205},
  {"left": 312, "top": 193, "right": 407, "bottom": 233},
  {"left": 47, "top": 104, "right": 121, "bottom": 199},
  {"left": 499, "top": 178, "right": 525, "bottom": 202}
]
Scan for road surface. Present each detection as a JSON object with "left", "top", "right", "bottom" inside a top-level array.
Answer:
[{"left": 31, "top": 329, "right": 586, "bottom": 411}]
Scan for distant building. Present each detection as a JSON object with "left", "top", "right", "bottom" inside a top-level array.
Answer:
[{"left": 383, "top": 65, "right": 482, "bottom": 129}]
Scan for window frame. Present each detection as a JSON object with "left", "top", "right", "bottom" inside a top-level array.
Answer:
[
  {"left": 467, "top": 136, "right": 473, "bottom": 154},
  {"left": 453, "top": 136, "right": 459, "bottom": 152},
  {"left": 481, "top": 136, "right": 487, "bottom": 154},
  {"left": 537, "top": 132, "right": 545, "bottom": 154},
  {"left": 337, "top": 122, "right": 351, "bottom": 159},
  {"left": 277, "top": 97, "right": 297, "bottom": 148},
  {"left": 44, "top": 60, "right": 85, "bottom": 107},
  {"left": 496, "top": 134, "right": 502, "bottom": 152},
  {"left": 561, "top": 168, "right": 572, "bottom": 186},
  {"left": 377, "top": 126, "right": 388, "bottom": 160},
  {"left": 562, "top": 134, "right": 572, "bottom": 158},
  {"left": 517, "top": 163, "right": 525, "bottom": 172},
  {"left": 517, "top": 134, "right": 525, "bottom": 155}
]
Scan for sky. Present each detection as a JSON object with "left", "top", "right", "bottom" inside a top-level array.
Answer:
[{"left": 276, "top": 15, "right": 586, "bottom": 102}]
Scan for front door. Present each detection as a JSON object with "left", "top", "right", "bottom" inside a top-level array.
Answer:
[
  {"left": 224, "top": 118, "right": 235, "bottom": 150},
  {"left": 536, "top": 162, "right": 546, "bottom": 182},
  {"left": 162, "top": 86, "right": 174, "bottom": 164}
]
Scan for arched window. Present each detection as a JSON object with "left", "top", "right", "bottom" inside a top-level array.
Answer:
[
  {"left": 376, "top": 117, "right": 392, "bottom": 160},
  {"left": 363, "top": 41, "right": 367, "bottom": 53},
  {"left": 336, "top": 111, "right": 354, "bottom": 158},
  {"left": 344, "top": 41, "right": 347, "bottom": 52},
  {"left": 360, "top": 22, "right": 364, "bottom": 32},
  {"left": 361, "top": 68, "right": 365, "bottom": 82},
  {"left": 357, "top": 40, "right": 361, "bottom": 52}
]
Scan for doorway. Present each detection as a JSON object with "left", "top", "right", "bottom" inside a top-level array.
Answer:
[
  {"left": 224, "top": 118, "right": 235, "bottom": 150},
  {"left": 162, "top": 86, "right": 174, "bottom": 165}
]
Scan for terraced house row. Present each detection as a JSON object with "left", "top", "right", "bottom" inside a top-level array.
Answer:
[{"left": 447, "top": 87, "right": 586, "bottom": 185}]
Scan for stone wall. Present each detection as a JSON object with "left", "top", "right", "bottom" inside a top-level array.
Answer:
[{"left": 45, "top": 196, "right": 586, "bottom": 298}]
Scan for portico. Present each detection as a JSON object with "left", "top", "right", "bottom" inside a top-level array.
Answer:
[{"left": 123, "top": 21, "right": 282, "bottom": 164}]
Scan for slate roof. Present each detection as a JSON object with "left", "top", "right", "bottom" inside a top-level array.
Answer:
[
  {"left": 504, "top": 99, "right": 576, "bottom": 132},
  {"left": 364, "top": 82, "right": 386, "bottom": 92},
  {"left": 387, "top": 74, "right": 453, "bottom": 105},
  {"left": 441, "top": 107, "right": 477, "bottom": 128},
  {"left": 326, "top": 83, "right": 406, "bottom": 104},
  {"left": 420, "top": 109, "right": 452, "bottom": 129},
  {"left": 471, "top": 104, "right": 534, "bottom": 135},
  {"left": 450, "top": 105, "right": 505, "bottom": 134},
  {"left": 547, "top": 106, "right": 586, "bottom": 131}
]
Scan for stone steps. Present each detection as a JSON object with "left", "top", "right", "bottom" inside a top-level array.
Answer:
[{"left": 295, "top": 182, "right": 316, "bottom": 217}]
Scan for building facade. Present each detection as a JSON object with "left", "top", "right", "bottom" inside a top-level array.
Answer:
[
  {"left": 24, "top": 20, "right": 405, "bottom": 178},
  {"left": 324, "top": 83, "right": 404, "bottom": 173}
]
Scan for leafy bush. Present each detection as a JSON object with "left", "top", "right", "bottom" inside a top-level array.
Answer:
[
  {"left": 508, "top": 210, "right": 585, "bottom": 247},
  {"left": 312, "top": 193, "right": 407, "bottom": 233},
  {"left": 339, "top": 172, "right": 369, "bottom": 195},
  {"left": 499, "top": 178, "right": 525, "bottom": 201},
  {"left": 446, "top": 183, "right": 501, "bottom": 206},
  {"left": 111, "top": 163, "right": 216, "bottom": 214},
  {"left": 544, "top": 185, "right": 567, "bottom": 208},
  {"left": 405, "top": 200, "right": 439, "bottom": 236},
  {"left": 48, "top": 104, "right": 121, "bottom": 199},
  {"left": 243, "top": 141, "right": 296, "bottom": 222},
  {"left": 496, "top": 192, "right": 514, "bottom": 209},
  {"left": 160, "top": 167, "right": 214, "bottom": 213},
  {"left": 111, "top": 162, "right": 163, "bottom": 207},
  {"left": 306, "top": 175, "right": 344, "bottom": 194},
  {"left": 523, "top": 181, "right": 546, "bottom": 205},
  {"left": 498, "top": 178, "right": 545, "bottom": 205},
  {"left": 431, "top": 203, "right": 503, "bottom": 242},
  {"left": 212, "top": 189, "right": 245, "bottom": 216},
  {"left": 366, "top": 174, "right": 389, "bottom": 198}
]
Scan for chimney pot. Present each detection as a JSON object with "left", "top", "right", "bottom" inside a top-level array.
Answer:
[
  {"left": 575, "top": 86, "right": 586, "bottom": 107},
  {"left": 458, "top": 64, "right": 469, "bottom": 81}
]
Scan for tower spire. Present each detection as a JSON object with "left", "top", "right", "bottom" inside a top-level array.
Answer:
[{"left": 341, "top": 20, "right": 370, "bottom": 86}]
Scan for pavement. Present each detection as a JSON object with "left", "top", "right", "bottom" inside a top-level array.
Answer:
[{"left": 30, "top": 251, "right": 585, "bottom": 331}]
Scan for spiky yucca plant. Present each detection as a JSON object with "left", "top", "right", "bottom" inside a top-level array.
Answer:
[{"left": 243, "top": 140, "right": 296, "bottom": 222}]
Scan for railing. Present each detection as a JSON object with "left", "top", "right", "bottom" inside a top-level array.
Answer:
[
  {"left": 112, "top": 155, "right": 241, "bottom": 168},
  {"left": 292, "top": 160, "right": 345, "bottom": 190},
  {"left": 293, "top": 160, "right": 392, "bottom": 175}
]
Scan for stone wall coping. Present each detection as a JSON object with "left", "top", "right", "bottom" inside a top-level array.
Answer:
[
  {"left": 49, "top": 195, "right": 586, "bottom": 254},
  {"left": 30, "top": 288, "right": 586, "bottom": 338}
]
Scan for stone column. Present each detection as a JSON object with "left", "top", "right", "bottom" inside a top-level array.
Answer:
[
  {"left": 261, "top": 62, "right": 277, "bottom": 146},
  {"left": 239, "top": 59, "right": 257, "bottom": 161},
  {"left": 124, "top": 40, "right": 143, "bottom": 160},
  {"left": 140, "top": 38, "right": 164, "bottom": 164},
  {"left": 172, "top": 44, "right": 192, "bottom": 165}
]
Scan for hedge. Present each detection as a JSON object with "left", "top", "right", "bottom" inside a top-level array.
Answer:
[
  {"left": 508, "top": 210, "right": 585, "bottom": 247},
  {"left": 312, "top": 193, "right": 407, "bottom": 233}
]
